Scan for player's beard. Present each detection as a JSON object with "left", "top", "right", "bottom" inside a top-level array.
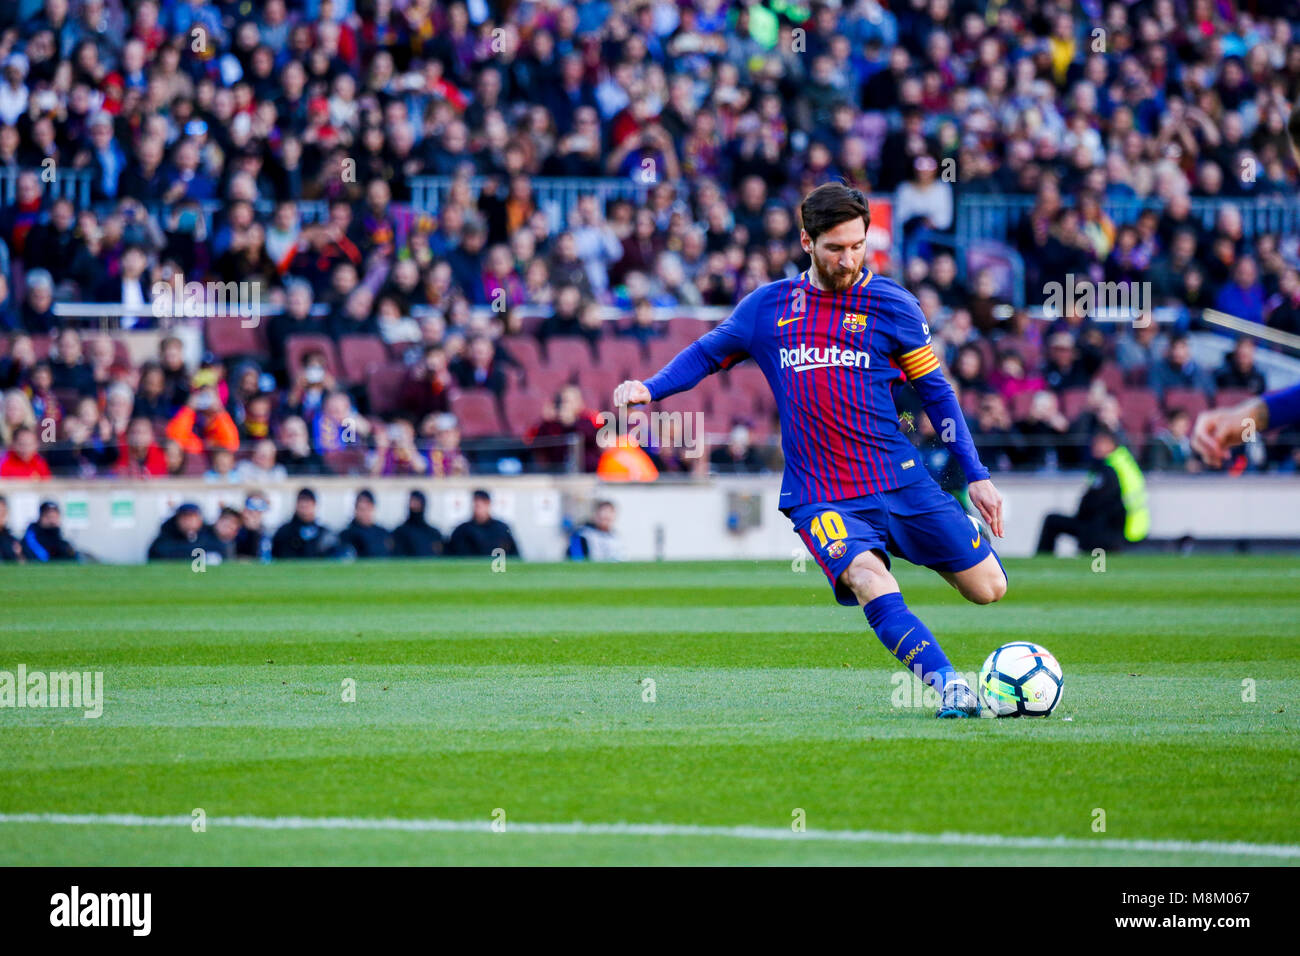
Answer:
[{"left": 811, "top": 255, "right": 863, "bottom": 292}]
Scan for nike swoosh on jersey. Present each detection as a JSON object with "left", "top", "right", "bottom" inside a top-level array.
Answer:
[
  {"left": 776, "top": 315, "right": 802, "bottom": 327},
  {"left": 971, "top": 532, "right": 981, "bottom": 548}
]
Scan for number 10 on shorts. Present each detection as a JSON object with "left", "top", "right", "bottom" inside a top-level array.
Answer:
[{"left": 810, "top": 510, "right": 848, "bottom": 558}]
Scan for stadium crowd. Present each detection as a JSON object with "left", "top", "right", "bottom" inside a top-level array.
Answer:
[{"left": 1, "top": 0, "right": 1300, "bottom": 485}]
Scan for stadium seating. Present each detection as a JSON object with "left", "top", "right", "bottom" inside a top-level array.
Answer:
[
  {"left": 365, "top": 362, "right": 409, "bottom": 417},
  {"left": 1162, "top": 387, "right": 1210, "bottom": 421},
  {"left": 205, "top": 318, "right": 268, "bottom": 361},
  {"left": 450, "top": 388, "right": 505, "bottom": 437},
  {"left": 338, "top": 336, "right": 389, "bottom": 385}
]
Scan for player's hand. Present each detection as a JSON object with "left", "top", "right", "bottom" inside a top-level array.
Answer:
[
  {"left": 1191, "top": 403, "right": 1262, "bottom": 468},
  {"left": 613, "top": 380, "right": 651, "bottom": 407},
  {"left": 968, "top": 479, "right": 1005, "bottom": 538}
]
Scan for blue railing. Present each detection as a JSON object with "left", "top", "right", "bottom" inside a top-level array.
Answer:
[
  {"left": 410, "top": 176, "right": 654, "bottom": 232},
  {"left": 0, "top": 167, "right": 94, "bottom": 206},
  {"left": 955, "top": 194, "right": 1300, "bottom": 249}
]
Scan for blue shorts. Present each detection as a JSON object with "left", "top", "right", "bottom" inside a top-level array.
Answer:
[{"left": 786, "top": 479, "right": 999, "bottom": 606}]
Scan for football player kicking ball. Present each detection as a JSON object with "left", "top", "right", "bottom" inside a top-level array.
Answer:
[{"left": 613, "top": 183, "right": 1007, "bottom": 718}]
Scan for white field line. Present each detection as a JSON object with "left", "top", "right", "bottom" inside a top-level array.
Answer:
[{"left": 0, "top": 812, "right": 1297, "bottom": 859}]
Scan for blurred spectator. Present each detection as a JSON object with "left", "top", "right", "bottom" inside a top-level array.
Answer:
[
  {"left": 1042, "top": 332, "right": 1096, "bottom": 392},
  {"left": 161, "top": 439, "right": 190, "bottom": 477},
  {"left": 271, "top": 487, "right": 339, "bottom": 559},
  {"left": 148, "top": 502, "right": 223, "bottom": 562},
  {"left": 285, "top": 350, "right": 335, "bottom": 425},
  {"left": 133, "top": 362, "right": 172, "bottom": 422},
  {"left": 448, "top": 489, "right": 519, "bottom": 557},
  {"left": 618, "top": 298, "right": 666, "bottom": 350},
  {"left": 204, "top": 447, "right": 238, "bottom": 483},
  {"left": 1015, "top": 391, "right": 1073, "bottom": 471},
  {"left": 157, "top": 337, "right": 191, "bottom": 410},
  {"left": 536, "top": 284, "right": 585, "bottom": 344},
  {"left": 399, "top": 346, "right": 453, "bottom": 420},
  {"left": 1149, "top": 334, "right": 1214, "bottom": 399},
  {"left": 22, "top": 501, "right": 78, "bottom": 562},
  {"left": 113, "top": 417, "right": 167, "bottom": 478},
  {"left": 50, "top": 328, "right": 95, "bottom": 397},
  {"left": 896, "top": 154, "right": 953, "bottom": 235},
  {"left": 339, "top": 488, "right": 392, "bottom": 559},
  {"left": 166, "top": 370, "right": 239, "bottom": 453},
  {"left": 392, "top": 490, "right": 444, "bottom": 557},
  {"left": 709, "top": 423, "right": 765, "bottom": 473},
  {"left": 277, "top": 415, "right": 329, "bottom": 474},
  {"left": 0, "top": 425, "right": 51, "bottom": 479},
  {"left": 19, "top": 269, "right": 55, "bottom": 335},
  {"left": 313, "top": 390, "right": 366, "bottom": 453},
  {"left": 950, "top": 344, "right": 991, "bottom": 397},
  {"left": 1213, "top": 338, "right": 1267, "bottom": 395},
  {"left": 212, "top": 508, "right": 242, "bottom": 562},
  {"left": 527, "top": 385, "right": 600, "bottom": 472},
  {"left": 1070, "top": 384, "right": 1128, "bottom": 450},
  {"left": 237, "top": 392, "right": 277, "bottom": 444},
  {"left": 1214, "top": 256, "right": 1266, "bottom": 324},
  {"left": 567, "top": 500, "right": 624, "bottom": 561},
  {"left": 25, "top": 362, "right": 61, "bottom": 427},
  {"left": 235, "top": 493, "right": 273, "bottom": 562},
  {"left": 970, "top": 393, "right": 1018, "bottom": 473},
  {"left": 233, "top": 439, "right": 288, "bottom": 483},
  {"left": 370, "top": 419, "right": 430, "bottom": 476},
  {"left": 1149, "top": 409, "right": 1201, "bottom": 473},
  {"left": 450, "top": 335, "right": 506, "bottom": 397},
  {"left": 1114, "top": 322, "right": 1166, "bottom": 376},
  {"left": 988, "top": 351, "right": 1045, "bottom": 405},
  {"left": 423, "top": 413, "right": 470, "bottom": 477}
]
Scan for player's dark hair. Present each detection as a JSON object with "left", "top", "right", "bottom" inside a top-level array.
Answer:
[
  {"left": 800, "top": 182, "right": 870, "bottom": 241},
  {"left": 355, "top": 488, "right": 375, "bottom": 507}
]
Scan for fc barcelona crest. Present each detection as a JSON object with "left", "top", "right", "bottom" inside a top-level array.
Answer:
[
  {"left": 827, "top": 540, "right": 848, "bottom": 559},
  {"left": 842, "top": 312, "right": 867, "bottom": 333}
]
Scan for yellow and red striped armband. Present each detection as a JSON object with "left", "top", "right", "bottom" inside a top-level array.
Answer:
[{"left": 898, "top": 344, "right": 941, "bottom": 380}]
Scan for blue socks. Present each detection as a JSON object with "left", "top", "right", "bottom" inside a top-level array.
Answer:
[{"left": 864, "top": 592, "right": 956, "bottom": 691}]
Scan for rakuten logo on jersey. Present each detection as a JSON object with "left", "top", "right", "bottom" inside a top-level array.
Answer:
[{"left": 779, "top": 344, "right": 871, "bottom": 372}]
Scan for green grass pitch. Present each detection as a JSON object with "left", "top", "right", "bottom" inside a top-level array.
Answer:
[{"left": 1, "top": 555, "right": 1297, "bottom": 866}]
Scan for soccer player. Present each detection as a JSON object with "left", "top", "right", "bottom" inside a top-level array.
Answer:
[
  {"left": 1190, "top": 383, "right": 1300, "bottom": 467},
  {"left": 613, "top": 183, "right": 1007, "bottom": 718}
]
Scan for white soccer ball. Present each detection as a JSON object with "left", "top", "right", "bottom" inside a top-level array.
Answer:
[{"left": 979, "top": 642, "right": 1064, "bottom": 717}]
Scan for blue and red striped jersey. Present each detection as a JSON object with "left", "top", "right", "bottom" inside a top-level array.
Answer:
[{"left": 643, "top": 269, "right": 989, "bottom": 507}]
